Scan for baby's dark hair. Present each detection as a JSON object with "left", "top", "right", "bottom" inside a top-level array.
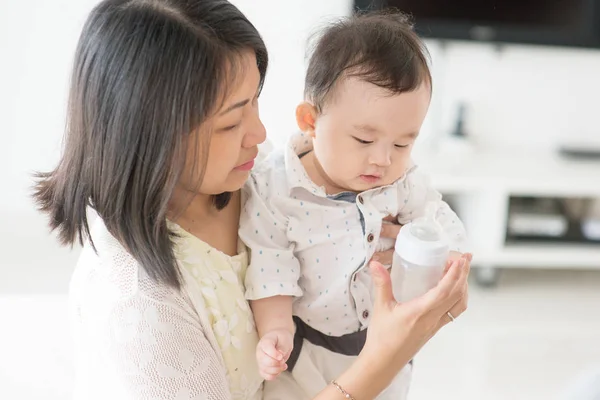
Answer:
[{"left": 305, "top": 10, "right": 431, "bottom": 111}]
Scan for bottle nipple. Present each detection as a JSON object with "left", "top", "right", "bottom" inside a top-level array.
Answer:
[{"left": 409, "top": 201, "right": 442, "bottom": 242}]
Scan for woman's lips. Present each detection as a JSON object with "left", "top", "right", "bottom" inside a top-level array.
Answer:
[{"left": 235, "top": 159, "right": 255, "bottom": 171}]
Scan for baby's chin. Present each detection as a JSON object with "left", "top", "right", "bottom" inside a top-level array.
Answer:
[{"left": 342, "top": 176, "right": 397, "bottom": 193}]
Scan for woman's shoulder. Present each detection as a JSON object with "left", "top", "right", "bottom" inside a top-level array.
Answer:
[
  {"left": 70, "top": 218, "right": 198, "bottom": 313},
  {"left": 71, "top": 218, "right": 139, "bottom": 300}
]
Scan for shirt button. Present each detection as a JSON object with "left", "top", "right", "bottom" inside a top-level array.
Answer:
[
  {"left": 358, "top": 196, "right": 364, "bottom": 204},
  {"left": 362, "top": 310, "right": 370, "bottom": 319},
  {"left": 367, "top": 233, "right": 374, "bottom": 242}
]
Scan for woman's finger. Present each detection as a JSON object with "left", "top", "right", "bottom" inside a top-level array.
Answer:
[
  {"left": 369, "top": 261, "right": 395, "bottom": 310},
  {"left": 450, "top": 281, "right": 469, "bottom": 318},
  {"left": 372, "top": 249, "right": 394, "bottom": 266},
  {"left": 435, "top": 263, "right": 470, "bottom": 328},
  {"left": 435, "top": 281, "right": 469, "bottom": 331},
  {"left": 420, "top": 257, "right": 466, "bottom": 311}
]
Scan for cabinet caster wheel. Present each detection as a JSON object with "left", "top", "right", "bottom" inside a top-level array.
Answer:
[{"left": 474, "top": 266, "right": 500, "bottom": 288}]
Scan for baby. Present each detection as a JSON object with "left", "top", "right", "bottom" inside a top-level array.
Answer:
[{"left": 239, "top": 11, "right": 468, "bottom": 400}]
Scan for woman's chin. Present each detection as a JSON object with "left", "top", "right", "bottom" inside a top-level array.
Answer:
[{"left": 223, "top": 171, "right": 252, "bottom": 191}]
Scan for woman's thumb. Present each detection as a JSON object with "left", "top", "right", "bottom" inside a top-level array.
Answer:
[{"left": 370, "top": 261, "right": 395, "bottom": 308}]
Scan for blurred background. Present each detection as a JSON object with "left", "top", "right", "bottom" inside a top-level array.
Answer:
[{"left": 1, "top": 0, "right": 599, "bottom": 399}]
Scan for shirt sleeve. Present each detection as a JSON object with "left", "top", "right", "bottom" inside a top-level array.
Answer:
[
  {"left": 239, "top": 172, "right": 303, "bottom": 300},
  {"left": 397, "top": 167, "right": 469, "bottom": 253}
]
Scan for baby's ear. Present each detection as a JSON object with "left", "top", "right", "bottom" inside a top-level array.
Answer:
[{"left": 295, "top": 102, "right": 318, "bottom": 138}]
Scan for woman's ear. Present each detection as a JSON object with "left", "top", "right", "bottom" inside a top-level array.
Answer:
[{"left": 295, "top": 102, "right": 318, "bottom": 138}]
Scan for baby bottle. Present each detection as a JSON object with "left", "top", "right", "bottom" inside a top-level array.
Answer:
[{"left": 391, "top": 201, "right": 449, "bottom": 303}]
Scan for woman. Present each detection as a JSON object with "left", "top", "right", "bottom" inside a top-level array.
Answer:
[{"left": 34, "top": 0, "right": 470, "bottom": 399}]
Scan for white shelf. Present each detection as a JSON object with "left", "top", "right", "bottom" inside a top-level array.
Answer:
[
  {"left": 417, "top": 147, "right": 600, "bottom": 196},
  {"left": 414, "top": 146, "right": 600, "bottom": 274},
  {"left": 475, "top": 243, "right": 600, "bottom": 269}
]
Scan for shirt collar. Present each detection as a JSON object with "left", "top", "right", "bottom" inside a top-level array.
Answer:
[{"left": 284, "top": 132, "right": 327, "bottom": 196}]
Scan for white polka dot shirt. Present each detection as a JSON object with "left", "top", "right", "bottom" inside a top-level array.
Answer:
[{"left": 239, "top": 133, "right": 468, "bottom": 337}]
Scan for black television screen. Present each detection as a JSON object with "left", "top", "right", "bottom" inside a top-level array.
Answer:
[{"left": 354, "top": 0, "right": 600, "bottom": 48}]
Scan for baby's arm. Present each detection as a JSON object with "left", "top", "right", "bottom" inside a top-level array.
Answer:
[
  {"left": 431, "top": 200, "right": 469, "bottom": 254},
  {"left": 250, "top": 296, "right": 294, "bottom": 380},
  {"left": 239, "top": 171, "right": 302, "bottom": 380}
]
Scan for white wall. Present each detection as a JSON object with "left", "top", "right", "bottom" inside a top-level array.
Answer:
[
  {"left": 1, "top": 0, "right": 98, "bottom": 293},
  {"left": 425, "top": 41, "right": 600, "bottom": 151},
  {"left": 1, "top": 2, "right": 97, "bottom": 398}
]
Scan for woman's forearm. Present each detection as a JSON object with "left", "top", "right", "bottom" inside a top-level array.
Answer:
[{"left": 313, "top": 347, "right": 411, "bottom": 400}]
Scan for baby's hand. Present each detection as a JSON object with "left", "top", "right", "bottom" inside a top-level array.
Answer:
[{"left": 256, "top": 329, "right": 294, "bottom": 381}]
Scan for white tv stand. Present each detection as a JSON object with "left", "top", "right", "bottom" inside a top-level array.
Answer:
[{"left": 417, "top": 146, "right": 600, "bottom": 286}]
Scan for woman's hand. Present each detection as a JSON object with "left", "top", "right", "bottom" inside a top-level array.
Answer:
[
  {"left": 325, "top": 255, "right": 471, "bottom": 400},
  {"left": 364, "top": 254, "right": 471, "bottom": 369}
]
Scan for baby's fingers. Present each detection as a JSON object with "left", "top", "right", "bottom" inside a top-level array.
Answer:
[
  {"left": 258, "top": 349, "right": 283, "bottom": 369},
  {"left": 258, "top": 337, "right": 283, "bottom": 361},
  {"left": 260, "top": 363, "right": 288, "bottom": 381}
]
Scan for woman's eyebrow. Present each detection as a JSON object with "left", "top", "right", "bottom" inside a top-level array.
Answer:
[{"left": 219, "top": 99, "right": 250, "bottom": 116}]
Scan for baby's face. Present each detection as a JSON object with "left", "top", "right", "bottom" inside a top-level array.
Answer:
[{"left": 312, "top": 77, "right": 430, "bottom": 192}]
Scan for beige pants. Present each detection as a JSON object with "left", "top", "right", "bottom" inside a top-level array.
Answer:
[{"left": 264, "top": 339, "right": 412, "bottom": 400}]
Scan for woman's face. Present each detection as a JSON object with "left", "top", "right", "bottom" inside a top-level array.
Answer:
[{"left": 183, "top": 52, "right": 266, "bottom": 196}]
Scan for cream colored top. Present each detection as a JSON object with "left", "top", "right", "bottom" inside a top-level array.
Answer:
[
  {"left": 69, "top": 218, "right": 263, "bottom": 400},
  {"left": 171, "top": 223, "right": 263, "bottom": 399}
]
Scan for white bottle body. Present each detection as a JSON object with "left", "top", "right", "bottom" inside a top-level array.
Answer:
[
  {"left": 390, "top": 207, "right": 449, "bottom": 303},
  {"left": 391, "top": 252, "right": 447, "bottom": 303}
]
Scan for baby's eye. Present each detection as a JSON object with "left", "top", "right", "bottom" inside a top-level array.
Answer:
[{"left": 353, "top": 137, "right": 373, "bottom": 144}]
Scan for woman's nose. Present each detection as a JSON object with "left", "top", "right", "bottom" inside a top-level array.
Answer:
[{"left": 243, "top": 109, "right": 266, "bottom": 148}]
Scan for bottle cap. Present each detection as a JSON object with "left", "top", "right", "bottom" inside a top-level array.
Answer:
[{"left": 394, "top": 201, "right": 449, "bottom": 266}]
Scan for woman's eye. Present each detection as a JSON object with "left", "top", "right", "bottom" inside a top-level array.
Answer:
[
  {"left": 222, "top": 123, "right": 241, "bottom": 131},
  {"left": 394, "top": 144, "right": 409, "bottom": 148},
  {"left": 353, "top": 137, "right": 373, "bottom": 144}
]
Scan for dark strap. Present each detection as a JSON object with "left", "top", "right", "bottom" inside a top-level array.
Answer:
[{"left": 287, "top": 316, "right": 367, "bottom": 372}]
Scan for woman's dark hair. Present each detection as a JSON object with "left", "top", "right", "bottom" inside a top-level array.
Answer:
[
  {"left": 305, "top": 10, "right": 431, "bottom": 112},
  {"left": 33, "top": 0, "right": 268, "bottom": 289}
]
